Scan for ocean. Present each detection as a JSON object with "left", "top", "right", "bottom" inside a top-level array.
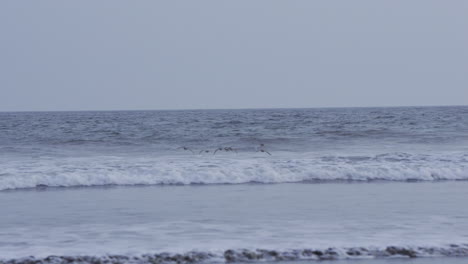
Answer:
[{"left": 1, "top": 106, "right": 467, "bottom": 263}]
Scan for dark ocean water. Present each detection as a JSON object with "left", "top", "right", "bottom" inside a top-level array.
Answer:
[
  {"left": 1, "top": 106, "right": 468, "bottom": 151},
  {"left": 1, "top": 106, "right": 467, "bottom": 190}
]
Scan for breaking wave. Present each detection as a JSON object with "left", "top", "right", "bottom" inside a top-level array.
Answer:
[
  {"left": 1, "top": 152, "right": 467, "bottom": 191},
  {"left": 3, "top": 245, "right": 468, "bottom": 264}
]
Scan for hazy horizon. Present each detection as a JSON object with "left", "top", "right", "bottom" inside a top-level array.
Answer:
[
  {"left": 1, "top": 103, "right": 467, "bottom": 114},
  {"left": 1, "top": 1, "right": 467, "bottom": 112}
]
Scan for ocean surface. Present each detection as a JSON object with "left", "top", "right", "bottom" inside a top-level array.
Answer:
[{"left": 1, "top": 106, "right": 468, "bottom": 263}]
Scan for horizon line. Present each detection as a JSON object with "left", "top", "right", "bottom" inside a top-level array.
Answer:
[{"left": 0, "top": 104, "right": 466, "bottom": 113}]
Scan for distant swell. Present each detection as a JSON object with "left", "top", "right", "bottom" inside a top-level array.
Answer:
[
  {"left": 3, "top": 245, "right": 468, "bottom": 263},
  {"left": 1, "top": 153, "right": 467, "bottom": 191}
]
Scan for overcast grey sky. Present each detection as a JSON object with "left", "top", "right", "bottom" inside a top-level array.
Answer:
[{"left": 1, "top": 1, "right": 467, "bottom": 111}]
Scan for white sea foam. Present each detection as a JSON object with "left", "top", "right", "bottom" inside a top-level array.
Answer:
[{"left": 1, "top": 152, "right": 467, "bottom": 190}]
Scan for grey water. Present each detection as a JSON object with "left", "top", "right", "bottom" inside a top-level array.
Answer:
[
  {"left": 1, "top": 182, "right": 468, "bottom": 261},
  {"left": 1, "top": 106, "right": 468, "bottom": 263},
  {"left": 1, "top": 106, "right": 468, "bottom": 190}
]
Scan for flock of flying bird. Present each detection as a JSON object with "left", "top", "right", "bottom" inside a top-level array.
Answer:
[{"left": 177, "top": 144, "right": 272, "bottom": 155}]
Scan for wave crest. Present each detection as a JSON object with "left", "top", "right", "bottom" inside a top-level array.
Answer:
[{"left": 1, "top": 153, "right": 467, "bottom": 191}]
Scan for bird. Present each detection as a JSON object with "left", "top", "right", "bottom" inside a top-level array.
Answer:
[
  {"left": 255, "top": 143, "right": 265, "bottom": 151},
  {"left": 199, "top": 149, "right": 211, "bottom": 154},
  {"left": 257, "top": 149, "right": 272, "bottom": 155},
  {"left": 224, "top": 147, "right": 237, "bottom": 153},
  {"left": 213, "top": 146, "right": 237, "bottom": 155},
  {"left": 213, "top": 147, "right": 224, "bottom": 155},
  {"left": 256, "top": 143, "right": 272, "bottom": 155},
  {"left": 177, "top": 146, "right": 194, "bottom": 154}
]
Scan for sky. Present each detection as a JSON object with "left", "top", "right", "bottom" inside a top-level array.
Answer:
[{"left": 1, "top": 1, "right": 467, "bottom": 111}]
